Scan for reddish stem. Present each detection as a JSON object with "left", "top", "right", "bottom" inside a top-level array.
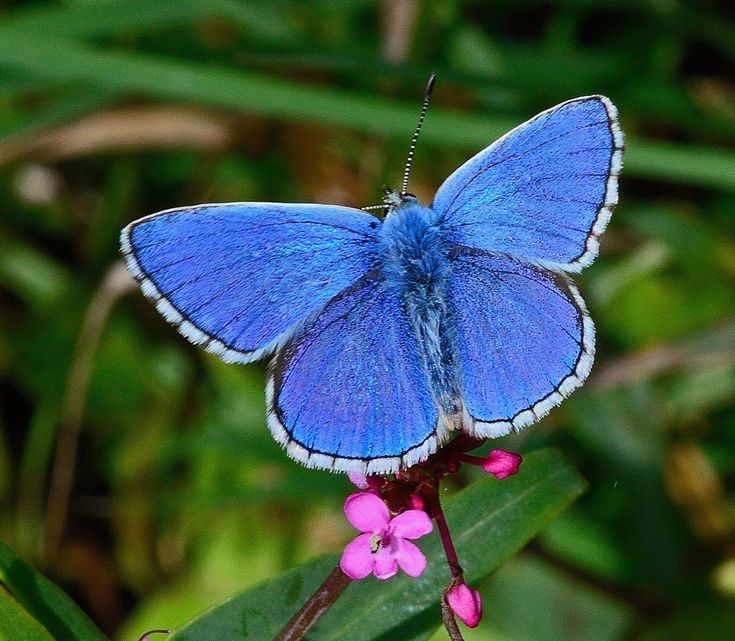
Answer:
[
  {"left": 428, "top": 478, "right": 468, "bottom": 640},
  {"left": 431, "top": 490, "right": 462, "bottom": 579},
  {"left": 137, "top": 630, "right": 172, "bottom": 641},
  {"left": 273, "top": 564, "right": 352, "bottom": 641},
  {"left": 441, "top": 588, "right": 466, "bottom": 641}
]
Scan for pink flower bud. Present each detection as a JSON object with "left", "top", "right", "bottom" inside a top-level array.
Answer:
[
  {"left": 447, "top": 582, "right": 483, "bottom": 628},
  {"left": 482, "top": 449, "right": 522, "bottom": 479}
]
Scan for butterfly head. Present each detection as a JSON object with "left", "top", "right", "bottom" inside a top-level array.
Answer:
[{"left": 383, "top": 186, "right": 418, "bottom": 213}]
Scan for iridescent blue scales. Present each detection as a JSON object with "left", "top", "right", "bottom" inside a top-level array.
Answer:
[{"left": 121, "top": 96, "right": 624, "bottom": 474}]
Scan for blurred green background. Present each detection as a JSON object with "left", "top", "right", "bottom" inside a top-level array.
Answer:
[{"left": 0, "top": 0, "right": 734, "bottom": 640}]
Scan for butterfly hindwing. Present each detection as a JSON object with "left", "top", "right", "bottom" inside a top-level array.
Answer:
[
  {"left": 434, "top": 96, "right": 623, "bottom": 271},
  {"left": 447, "top": 249, "right": 594, "bottom": 436},
  {"left": 121, "top": 203, "right": 380, "bottom": 364},
  {"left": 267, "top": 274, "right": 444, "bottom": 475}
]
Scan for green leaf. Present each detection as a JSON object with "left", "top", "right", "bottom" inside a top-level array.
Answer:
[
  {"left": 0, "top": 33, "right": 734, "bottom": 190},
  {"left": 624, "top": 139, "right": 735, "bottom": 193},
  {"left": 170, "top": 449, "right": 585, "bottom": 641},
  {"left": 0, "top": 539, "right": 108, "bottom": 641},
  {"left": 0, "top": 0, "right": 296, "bottom": 43},
  {"left": 637, "top": 601, "right": 735, "bottom": 641},
  {"left": 0, "top": 91, "right": 118, "bottom": 144},
  {"left": 0, "top": 585, "right": 54, "bottom": 641},
  {"left": 476, "top": 555, "right": 632, "bottom": 641},
  {"left": 0, "top": 238, "right": 70, "bottom": 309}
]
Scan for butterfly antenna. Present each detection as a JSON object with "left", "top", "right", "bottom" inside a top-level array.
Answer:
[{"left": 401, "top": 72, "right": 436, "bottom": 196}]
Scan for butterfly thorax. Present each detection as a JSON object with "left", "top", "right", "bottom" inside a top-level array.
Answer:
[
  {"left": 379, "top": 200, "right": 446, "bottom": 290},
  {"left": 379, "top": 200, "right": 462, "bottom": 422}
]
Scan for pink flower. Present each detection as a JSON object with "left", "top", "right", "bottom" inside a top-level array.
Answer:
[
  {"left": 347, "top": 471, "right": 382, "bottom": 495},
  {"left": 339, "top": 492, "right": 433, "bottom": 580},
  {"left": 482, "top": 449, "right": 522, "bottom": 479},
  {"left": 447, "top": 582, "right": 483, "bottom": 627},
  {"left": 348, "top": 471, "right": 370, "bottom": 489}
]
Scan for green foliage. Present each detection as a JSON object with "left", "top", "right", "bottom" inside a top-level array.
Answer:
[
  {"left": 0, "top": 540, "right": 106, "bottom": 641},
  {"left": 0, "top": 1, "right": 733, "bottom": 641}
]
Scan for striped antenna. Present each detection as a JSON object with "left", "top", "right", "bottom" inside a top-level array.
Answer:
[{"left": 401, "top": 72, "right": 436, "bottom": 196}]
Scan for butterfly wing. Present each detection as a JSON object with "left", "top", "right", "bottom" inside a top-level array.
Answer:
[
  {"left": 434, "top": 96, "right": 623, "bottom": 271},
  {"left": 268, "top": 273, "right": 446, "bottom": 475},
  {"left": 121, "top": 203, "right": 380, "bottom": 363},
  {"left": 447, "top": 250, "right": 593, "bottom": 436}
]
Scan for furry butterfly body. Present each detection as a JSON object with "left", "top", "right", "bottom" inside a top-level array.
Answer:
[{"left": 121, "top": 95, "right": 623, "bottom": 474}]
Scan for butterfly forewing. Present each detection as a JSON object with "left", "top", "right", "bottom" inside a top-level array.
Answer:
[
  {"left": 434, "top": 96, "right": 623, "bottom": 271},
  {"left": 121, "top": 203, "right": 380, "bottom": 364}
]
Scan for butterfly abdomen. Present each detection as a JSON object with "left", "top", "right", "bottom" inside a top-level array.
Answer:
[{"left": 379, "top": 202, "right": 462, "bottom": 421}]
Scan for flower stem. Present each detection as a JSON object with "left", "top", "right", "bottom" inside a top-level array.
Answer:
[
  {"left": 441, "top": 590, "right": 466, "bottom": 641},
  {"left": 137, "top": 630, "right": 172, "bottom": 641},
  {"left": 273, "top": 564, "right": 352, "bottom": 641},
  {"left": 431, "top": 489, "right": 468, "bottom": 639},
  {"left": 432, "top": 494, "right": 462, "bottom": 578}
]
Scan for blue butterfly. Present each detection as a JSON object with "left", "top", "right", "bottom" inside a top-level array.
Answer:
[{"left": 121, "top": 87, "right": 623, "bottom": 475}]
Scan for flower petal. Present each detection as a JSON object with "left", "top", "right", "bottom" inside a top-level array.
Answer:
[
  {"left": 339, "top": 533, "right": 374, "bottom": 580},
  {"left": 348, "top": 471, "right": 370, "bottom": 489},
  {"left": 373, "top": 548, "right": 398, "bottom": 580},
  {"left": 343, "top": 492, "right": 390, "bottom": 532},
  {"left": 447, "top": 582, "right": 483, "bottom": 628},
  {"left": 483, "top": 449, "right": 522, "bottom": 479},
  {"left": 394, "top": 539, "right": 427, "bottom": 577},
  {"left": 390, "top": 509, "right": 433, "bottom": 539}
]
